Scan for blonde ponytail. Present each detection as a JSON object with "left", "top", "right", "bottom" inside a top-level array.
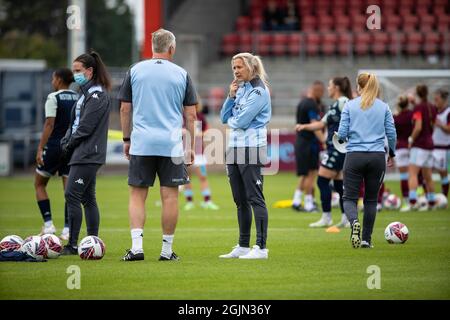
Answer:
[
  {"left": 357, "top": 72, "right": 379, "bottom": 110},
  {"left": 232, "top": 52, "right": 269, "bottom": 87}
]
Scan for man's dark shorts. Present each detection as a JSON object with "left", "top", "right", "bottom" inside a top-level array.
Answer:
[{"left": 128, "top": 155, "right": 189, "bottom": 187}]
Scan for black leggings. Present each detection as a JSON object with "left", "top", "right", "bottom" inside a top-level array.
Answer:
[
  {"left": 227, "top": 164, "right": 268, "bottom": 249},
  {"left": 65, "top": 164, "right": 101, "bottom": 247},
  {"left": 343, "top": 152, "right": 386, "bottom": 243}
]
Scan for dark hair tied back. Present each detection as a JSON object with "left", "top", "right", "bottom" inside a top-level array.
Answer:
[{"left": 74, "top": 49, "right": 111, "bottom": 91}]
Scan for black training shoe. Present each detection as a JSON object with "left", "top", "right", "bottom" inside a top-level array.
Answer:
[
  {"left": 350, "top": 221, "right": 361, "bottom": 249},
  {"left": 122, "top": 249, "right": 144, "bottom": 261},
  {"left": 292, "top": 204, "right": 304, "bottom": 212},
  {"left": 61, "top": 245, "right": 78, "bottom": 256},
  {"left": 361, "top": 240, "right": 373, "bottom": 248},
  {"left": 159, "top": 252, "right": 180, "bottom": 261}
]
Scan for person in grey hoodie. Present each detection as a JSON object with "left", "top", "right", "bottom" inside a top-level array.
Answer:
[{"left": 60, "top": 50, "right": 111, "bottom": 255}]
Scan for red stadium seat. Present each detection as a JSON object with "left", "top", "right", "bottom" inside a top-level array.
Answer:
[
  {"left": 251, "top": 16, "right": 263, "bottom": 31},
  {"left": 385, "top": 15, "right": 401, "bottom": 32},
  {"left": 221, "top": 34, "right": 239, "bottom": 56},
  {"left": 298, "top": 0, "right": 313, "bottom": 16},
  {"left": 405, "top": 32, "right": 424, "bottom": 55},
  {"left": 318, "top": 14, "right": 334, "bottom": 31},
  {"left": 236, "top": 16, "right": 251, "bottom": 32},
  {"left": 354, "top": 32, "right": 371, "bottom": 55},
  {"left": 434, "top": 0, "right": 449, "bottom": 8},
  {"left": 351, "top": 15, "right": 367, "bottom": 31},
  {"left": 437, "top": 14, "right": 450, "bottom": 32},
  {"left": 305, "top": 33, "right": 321, "bottom": 55},
  {"left": 256, "top": 33, "right": 273, "bottom": 56},
  {"left": 321, "top": 33, "right": 337, "bottom": 55},
  {"left": 301, "top": 15, "right": 316, "bottom": 31},
  {"left": 239, "top": 33, "right": 253, "bottom": 52},
  {"left": 423, "top": 32, "right": 441, "bottom": 55},
  {"left": 315, "top": 0, "right": 330, "bottom": 14},
  {"left": 287, "top": 33, "right": 303, "bottom": 56},
  {"left": 416, "top": 0, "right": 431, "bottom": 7},
  {"left": 335, "top": 15, "right": 350, "bottom": 31},
  {"left": 371, "top": 32, "right": 389, "bottom": 55},
  {"left": 272, "top": 33, "right": 289, "bottom": 56},
  {"left": 382, "top": 1, "right": 397, "bottom": 14},
  {"left": 388, "top": 32, "right": 406, "bottom": 55},
  {"left": 420, "top": 15, "right": 435, "bottom": 32},
  {"left": 337, "top": 33, "right": 352, "bottom": 56},
  {"left": 416, "top": 6, "right": 430, "bottom": 16},
  {"left": 402, "top": 15, "right": 419, "bottom": 31}
]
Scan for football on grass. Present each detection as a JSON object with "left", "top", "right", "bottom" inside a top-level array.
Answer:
[
  {"left": 42, "top": 234, "right": 63, "bottom": 259},
  {"left": 0, "top": 235, "right": 23, "bottom": 252},
  {"left": 78, "top": 236, "right": 105, "bottom": 260},
  {"left": 21, "top": 236, "right": 47, "bottom": 260},
  {"left": 385, "top": 222, "right": 409, "bottom": 244}
]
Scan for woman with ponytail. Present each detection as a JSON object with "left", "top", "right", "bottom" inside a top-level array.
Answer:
[
  {"left": 219, "top": 53, "right": 271, "bottom": 259},
  {"left": 336, "top": 72, "right": 397, "bottom": 249},
  {"left": 60, "top": 50, "right": 111, "bottom": 255},
  {"left": 296, "top": 76, "right": 353, "bottom": 229}
]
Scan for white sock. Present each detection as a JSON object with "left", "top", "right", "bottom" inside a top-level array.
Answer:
[
  {"left": 304, "top": 194, "right": 313, "bottom": 210},
  {"left": 161, "top": 234, "right": 174, "bottom": 258},
  {"left": 44, "top": 220, "right": 53, "bottom": 228},
  {"left": 293, "top": 189, "right": 303, "bottom": 206},
  {"left": 62, "top": 227, "right": 69, "bottom": 233},
  {"left": 322, "top": 212, "right": 331, "bottom": 220},
  {"left": 131, "top": 228, "right": 143, "bottom": 254}
]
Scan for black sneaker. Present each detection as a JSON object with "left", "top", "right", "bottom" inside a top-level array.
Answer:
[
  {"left": 159, "top": 252, "right": 180, "bottom": 261},
  {"left": 61, "top": 245, "right": 78, "bottom": 256},
  {"left": 361, "top": 240, "right": 373, "bottom": 248},
  {"left": 350, "top": 221, "right": 361, "bottom": 249},
  {"left": 122, "top": 249, "right": 144, "bottom": 261}
]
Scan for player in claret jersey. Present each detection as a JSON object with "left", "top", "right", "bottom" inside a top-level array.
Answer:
[
  {"left": 406, "top": 85, "right": 438, "bottom": 211},
  {"left": 394, "top": 95, "right": 414, "bottom": 211}
]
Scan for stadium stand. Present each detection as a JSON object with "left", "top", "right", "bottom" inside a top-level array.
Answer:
[{"left": 220, "top": 0, "right": 449, "bottom": 57}]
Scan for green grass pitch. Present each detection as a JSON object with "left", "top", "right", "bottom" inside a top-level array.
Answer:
[{"left": 0, "top": 173, "right": 449, "bottom": 299}]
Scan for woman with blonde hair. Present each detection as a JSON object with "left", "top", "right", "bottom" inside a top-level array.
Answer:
[
  {"left": 336, "top": 72, "right": 397, "bottom": 249},
  {"left": 219, "top": 52, "right": 271, "bottom": 259}
]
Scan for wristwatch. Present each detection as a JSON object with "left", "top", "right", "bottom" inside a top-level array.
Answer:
[{"left": 123, "top": 137, "right": 131, "bottom": 142}]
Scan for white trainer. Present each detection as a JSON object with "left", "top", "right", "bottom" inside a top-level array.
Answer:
[
  {"left": 334, "top": 219, "right": 350, "bottom": 229},
  {"left": 40, "top": 223, "right": 56, "bottom": 235},
  {"left": 309, "top": 217, "right": 332, "bottom": 228},
  {"left": 60, "top": 227, "right": 70, "bottom": 241},
  {"left": 219, "top": 245, "right": 250, "bottom": 258},
  {"left": 238, "top": 245, "right": 268, "bottom": 259},
  {"left": 400, "top": 204, "right": 411, "bottom": 212}
]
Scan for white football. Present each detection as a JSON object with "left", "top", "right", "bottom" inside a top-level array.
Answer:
[
  {"left": 385, "top": 222, "right": 409, "bottom": 244},
  {"left": 78, "top": 236, "right": 105, "bottom": 260},
  {"left": 20, "top": 236, "right": 47, "bottom": 260},
  {"left": 42, "top": 234, "right": 62, "bottom": 259},
  {"left": 435, "top": 193, "right": 448, "bottom": 209},
  {"left": 383, "top": 194, "right": 401, "bottom": 210},
  {"left": 0, "top": 235, "right": 24, "bottom": 252},
  {"left": 417, "top": 195, "right": 428, "bottom": 209}
]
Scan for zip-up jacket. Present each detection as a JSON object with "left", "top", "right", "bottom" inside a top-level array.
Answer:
[
  {"left": 61, "top": 81, "right": 111, "bottom": 165},
  {"left": 220, "top": 77, "right": 271, "bottom": 148}
]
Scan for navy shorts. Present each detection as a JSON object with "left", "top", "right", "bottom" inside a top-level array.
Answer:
[
  {"left": 321, "top": 147, "right": 346, "bottom": 171},
  {"left": 36, "top": 143, "right": 69, "bottom": 177},
  {"left": 295, "top": 137, "right": 319, "bottom": 176}
]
